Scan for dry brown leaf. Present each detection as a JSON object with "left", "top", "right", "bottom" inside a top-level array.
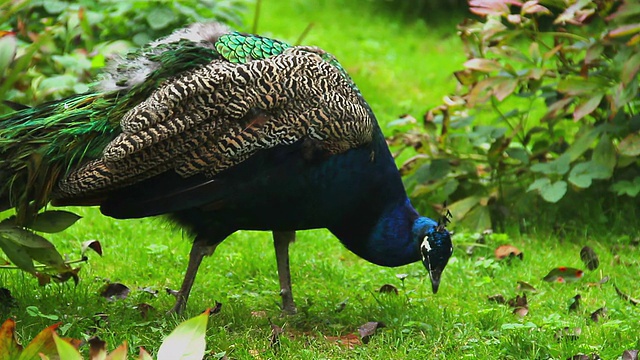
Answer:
[
  {"left": 378, "top": 284, "right": 399, "bottom": 294},
  {"left": 516, "top": 281, "right": 537, "bottom": 292},
  {"left": 623, "top": 350, "right": 639, "bottom": 360},
  {"left": 569, "top": 294, "right": 581, "bottom": 312},
  {"left": 555, "top": 327, "right": 581, "bottom": 341},
  {"left": 325, "top": 334, "right": 361, "bottom": 349},
  {"left": 358, "top": 321, "right": 385, "bottom": 344},
  {"left": 580, "top": 246, "right": 599, "bottom": 270},
  {"left": 495, "top": 245, "right": 523, "bottom": 260},
  {"left": 487, "top": 294, "right": 506, "bottom": 304}
]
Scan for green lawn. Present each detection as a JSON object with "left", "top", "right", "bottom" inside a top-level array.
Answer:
[{"left": 2, "top": 1, "right": 640, "bottom": 359}]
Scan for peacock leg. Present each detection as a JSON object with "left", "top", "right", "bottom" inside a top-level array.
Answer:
[
  {"left": 168, "top": 238, "right": 218, "bottom": 315},
  {"left": 273, "top": 231, "right": 297, "bottom": 315}
]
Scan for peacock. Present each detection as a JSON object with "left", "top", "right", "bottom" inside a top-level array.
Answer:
[{"left": 0, "top": 22, "right": 453, "bottom": 314}]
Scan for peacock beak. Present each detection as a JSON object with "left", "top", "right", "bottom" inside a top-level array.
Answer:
[{"left": 429, "top": 267, "right": 442, "bottom": 294}]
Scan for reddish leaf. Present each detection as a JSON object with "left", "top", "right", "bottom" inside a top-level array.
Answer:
[
  {"left": 492, "top": 77, "right": 518, "bottom": 101},
  {"left": 507, "top": 293, "right": 528, "bottom": 317},
  {"left": 621, "top": 53, "right": 640, "bottom": 85},
  {"left": 0, "top": 319, "right": 21, "bottom": 359},
  {"left": 521, "top": 0, "right": 550, "bottom": 14},
  {"left": 573, "top": 94, "right": 604, "bottom": 121},
  {"left": 135, "top": 303, "right": 155, "bottom": 319},
  {"left": 614, "top": 285, "right": 639, "bottom": 305},
  {"left": 464, "top": 58, "right": 503, "bottom": 72},
  {"left": 608, "top": 24, "right": 640, "bottom": 38},
  {"left": 618, "top": 133, "right": 640, "bottom": 156},
  {"left": 543, "top": 267, "right": 584, "bottom": 282},
  {"left": 81, "top": 240, "right": 103, "bottom": 257},
  {"left": 20, "top": 322, "right": 63, "bottom": 359},
  {"left": 469, "top": 0, "right": 511, "bottom": 16}
]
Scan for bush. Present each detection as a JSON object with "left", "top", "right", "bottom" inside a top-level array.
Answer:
[
  {"left": 0, "top": 0, "right": 248, "bottom": 111},
  {"left": 389, "top": 0, "right": 640, "bottom": 231}
]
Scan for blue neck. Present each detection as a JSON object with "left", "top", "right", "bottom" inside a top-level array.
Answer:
[{"left": 330, "top": 198, "right": 426, "bottom": 267}]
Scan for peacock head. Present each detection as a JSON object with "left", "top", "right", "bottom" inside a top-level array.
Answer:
[{"left": 414, "top": 217, "right": 453, "bottom": 294}]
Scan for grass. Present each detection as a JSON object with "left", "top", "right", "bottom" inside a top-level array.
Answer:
[{"left": 2, "top": 1, "right": 640, "bottom": 359}]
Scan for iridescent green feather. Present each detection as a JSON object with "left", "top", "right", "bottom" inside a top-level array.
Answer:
[
  {"left": 0, "top": 41, "right": 220, "bottom": 222},
  {"left": 215, "top": 32, "right": 291, "bottom": 64}
]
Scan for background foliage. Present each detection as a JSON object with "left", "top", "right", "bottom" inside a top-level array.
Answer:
[{"left": 389, "top": 0, "right": 640, "bottom": 232}]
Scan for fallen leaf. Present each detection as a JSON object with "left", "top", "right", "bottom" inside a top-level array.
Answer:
[
  {"left": 543, "top": 267, "right": 584, "bottom": 282},
  {"left": 100, "top": 283, "right": 130, "bottom": 301},
  {"left": 516, "top": 281, "right": 537, "bottom": 292},
  {"left": 139, "top": 287, "right": 158, "bottom": 297},
  {"left": 88, "top": 337, "right": 107, "bottom": 359},
  {"left": 555, "top": 327, "right": 581, "bottom": 341},
  {"left": 379, "top": 284, "right": 398, "bottom": 294},
  {"left": 165, "top": 287, "right": 179, "bottom": 297},
  {"left": 395, "top": 273, "right": 408, "bottom": 281},
  {"left": 614, "top": 285, "right": 639, "bottom": 306},
  {"left": 569, "top": 294, "right": 581, "bottom": 312},
  {"left": 513, "top": 307, "right": 529, "bottom": 317},
  {"left": 580, "top": 246, "right": 599, "bottom": 270},
  {"left": 358, "top": 321, "right": 385, "bottom": 344},
  {"left": 487, "top": 294, "right": 506, "bottom": 304},
  {"left": 52, "top": 268, "right": 80, "bottom": 285},
  {"left": 325, "top": 334, "right": 361, "bottom": 349},
  {"left": 81, "top": 240, "right": 102, "bottom": 257},
  {"left": 623, "top": 350, "right": 639, "bottom": 360},
  {"left": 495, "top": 245, "right": 523, "bottom": 260},
  {"left": 590, "top": 307, "right": 607, "bottom": 322},
  {"left": 507, "top": 294, "right": 527, "bottom": 308},
  {"left": 507, "top": 294, "right": 528, "bottom": 317}
]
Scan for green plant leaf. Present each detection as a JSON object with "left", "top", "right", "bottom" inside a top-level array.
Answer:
[
  {"left": 564, "top": 126, "right": 601, "bottom": 161},
  {"left": 541, "top": 180, "right": 567, "bottom": 203},
  {"left": 0, "top": 32, "right": 16, "bottom": 74},
  {"left": 527, "top": 178, "right": 550, "bottom": 192},
  {"left": 447, "top": 196, "right": 482, "bottom": 222},
  {"left": 27, "top": 211, "right": 82, "bottom": 233},
  {"left": 506, "top": 147, "right": 529, "bottom": 164},
  {"left": 461, "top": 204, "right": 492, "bottom": 231},
  {"left": 0, "top": 236, "right": 36, "bottom": 274},
  {"left": 610, "top": 177, "right": 640, "bottom": 197},
  {"left": 530, "top": 155, "right": 570, "bottom": 175},
  {"left": 157, "top": 310, "right": 210, "bottom": 360},
  {"left": 592, "top": 133, "right": 616, "bottom": 175},
  {"left": 568, "top": 162, "right": 611, "bottom": 188},
  {"left": 618, "top": 133, "right": 640, "bottom": 156},
  {"left": 146, "top": 7, "right": 177, "bottom": 30},
  {"left": 52, "top": 333, "right": 82, "bottom": 360},
  {"left": 0, "top": 227, "right": 55, "bottom": 248}
]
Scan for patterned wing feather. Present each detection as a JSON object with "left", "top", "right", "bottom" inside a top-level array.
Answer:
[{"left": 55, "top": 48, "right": 373, "bottom": 200}]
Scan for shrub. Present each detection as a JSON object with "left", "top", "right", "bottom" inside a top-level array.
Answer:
[{"left": 389, "top": 0, "right": 640, "bottom": 230}]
